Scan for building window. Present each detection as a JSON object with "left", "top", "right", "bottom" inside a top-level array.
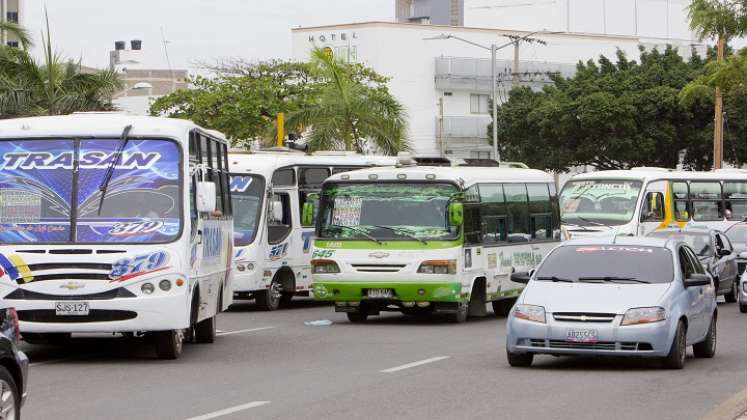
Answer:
[
  {"left": 470, "top": 151, "right": 491, "bottom": 159},
  {"left": 6, "top": 41, "right": 18, "bottom": 48},
  {"left": 470, "top": 94, "right": 489, "bottom": 114},
  {"left": 6, "top": 12, "right": 18, "bottom": 23}
]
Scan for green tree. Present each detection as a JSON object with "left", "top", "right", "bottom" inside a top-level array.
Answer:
[
  {"left": 494, "top": 47, "right": 713, "bottom": 172},
  {"left": 0, "top": 21, "right": 32, "bottom": 49},
  {"left": 284, "top": 48, "right": 408, "bottom": 154},
  {"left": 686, "top": 0, "right": 747, "bottom": 168},
  {"left": 0, "top": 15, "right": 121, "bottom": 118}
]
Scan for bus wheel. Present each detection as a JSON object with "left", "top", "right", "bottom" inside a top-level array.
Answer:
[
  {"left": 279, "top": 293, "right": 294, "bottom": 305},
  {"left": 194, "top": 314, "right": 216, "bottom": 344},
  {"left": 492, "top": 298, "right": 516, "bottom": 317},
  {"left": 255, "top": 282, "right": 282, "bottom": 311},
  {"left": 451, "top": 302, "right": 468, "bottom": 323},
  {"left": 347, "top": 311, "right": 368, "bottom": 323},
  {"left": 155, "top": 330, "right": 183, "bottom": 360}
]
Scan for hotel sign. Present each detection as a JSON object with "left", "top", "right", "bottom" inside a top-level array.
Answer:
[{"left": 308, "top": 32, "right": 358, "bottom": 43}]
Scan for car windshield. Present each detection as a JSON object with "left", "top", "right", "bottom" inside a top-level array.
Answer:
[
  {"left": 535, "top": 245, "right": 674, "bottom": 284},
  {"left": 0, "top": 138, "right": 182, "bottom": 243},
  {"left": 647, "top": 231, "right": 713, "bottom": 257},
  {"left": 230, "top": 174, "right": 264, "bottom": 247},
  {"left": 559, "top": 179, "right": 642, "bottom": 226},
  {"left": 726, "top": 224, "right": 747, "bottom": 245},
  {"left": 318, "top": 182, "right": 459, "bottom": 241}
]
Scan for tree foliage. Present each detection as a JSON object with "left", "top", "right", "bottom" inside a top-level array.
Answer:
[
  {"left": 687, "top": 0, "right": 747, "bottom": 42},
  {"left": 150, "top": 49, "right": 408, "bottom": 154},
  {"left": 494, "top": 47, "right": 715, "bottom": 171},
  {"left": 0, "top": 15, "right": 121, "bottom": 118}
]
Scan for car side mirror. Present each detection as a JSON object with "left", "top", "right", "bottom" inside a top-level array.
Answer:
[
  {"left": 740, "top": 251, "right": 747, "bottom": 259},
  {"left": 718, "top": 248, "right": 732, "bottom": 257},
  {"left": 196, "top": 181, "right": 217, "bottom": 213},
  {"left": 684, "top": 273, "right": 711, "bottom": 288},
  {"left": 302, "top": 202, "right": 314, "bottom": 226},
  {"left": 511, "top": 271, "right": 531, "bottom": 284},
  {"left": 448, "top": 202, "right": 464, "bottom": 226}
]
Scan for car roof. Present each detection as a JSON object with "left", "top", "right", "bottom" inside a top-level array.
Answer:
[{"left": 561, "top": 236, "right": 675, "bottom": 249}]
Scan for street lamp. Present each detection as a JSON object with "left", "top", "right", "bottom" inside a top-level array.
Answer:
[{"left": 425, "top": 30, "right": 550, "bottom": 162}]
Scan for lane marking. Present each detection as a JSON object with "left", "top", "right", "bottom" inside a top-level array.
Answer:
[
  {"left": 185, "top": 401, "right": 270, "bottom": 420},
  {"left": 380, "top": 356, "right": 450, "bottom": 373},
  {"left": 216, "top": 326, "right": 274, "bottom": 336}
]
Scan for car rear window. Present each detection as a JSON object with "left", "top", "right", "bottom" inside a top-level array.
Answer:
[{"left": 535, "top": 245, "right": 674, "bottom": 284}]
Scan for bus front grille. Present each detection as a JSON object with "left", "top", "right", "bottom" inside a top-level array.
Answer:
[
  {"left": 5, "top": 288, "right": 135, "bottom": 301},
  {"left": 351, "top": 264, "right": 406, "bottom": 273},
  {"left": 17, "top": 310, "right": 137, "bottom": 323}
]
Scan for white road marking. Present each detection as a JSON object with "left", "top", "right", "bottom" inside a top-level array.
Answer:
[
  {"left": 185, "top": 401, "right": 270, "bottom": 420},
  {"left": 216, "top": 326, "right": 274, "bottom": 336},
  {"left": 380, "top": 356, "right": 450, "bottom": 373}
]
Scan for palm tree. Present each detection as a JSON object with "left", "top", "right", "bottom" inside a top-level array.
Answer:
[
  {"left": 0, "top": 21, "right": 33, "bottom": 49},
  {"left": 0, "top": 12, "right": 121, "bottom": 118},
  {"left": 285, "top": 48, "right": 408, "bottom": 155},
  {"left": 687, "top": 0, "right": 747, "bottom": 168}
]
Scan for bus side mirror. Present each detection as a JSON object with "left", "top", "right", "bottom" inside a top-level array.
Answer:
[
  {"left": 448, "top": 202, "right": 464, "bottom": 226},
  {"left": 302, "top": 202, "right": 314, "bottom": 226},
  {"left": 270, "top": 200, "right": 284, "bottom": 224},
  {"left": 196, "top": 182, "right": 217, "bottom": 213}
]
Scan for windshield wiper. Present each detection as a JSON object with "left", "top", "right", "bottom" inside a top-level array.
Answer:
[
  {"left": 327, "top": 224, "right": 382, "bottom": 245},
  {"left": 97, "top": 124, "right": 133, "bottom": 215},
  {"left": 577, "top": 216, "right": 609, "bottom": 228},
  {"left": 372, "top": 225, "right": 427, "bottom": 245},
  {"left": 536, "top": 276, "right": 574, "bottom": 283},
  {"left": 562, "top": 221, "right": 589, "bottom": 231},
  {"left": 578, "top": 276, "right": 651, "bottom": 284}
]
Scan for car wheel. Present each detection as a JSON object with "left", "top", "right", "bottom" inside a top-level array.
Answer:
[
  {"left": 0, "top": 366, "right": 19, "bottom": 420},
  {"left": 155, "top": 329, "right": 184, "bottom": 360},
  {"left": 507, "top": 350, "right": 533, "bottom": 367},
  {"left": 662, "top": 321, "right": 686, "bottom": 369},
  {"left": 740, "top": 289, "right": 747, "bottom": 313},
  {"left": 725, "top": 281, "right": 738, "bottom": 303},
  {"left": 255, "top": 281, "right": 281, "bottom": 311},
  {"left": 693, "top": 315, "right": 717, "bottom": 358}
]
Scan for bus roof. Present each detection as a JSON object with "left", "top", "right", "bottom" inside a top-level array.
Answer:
[
  {"left": 0, "top": 114, "right": 227, "bottom": 143},
  {"left": 228, "top": 152, "right": 397, "bottom": 178},
  {"left": 567, "top": 168, "right": 747, "bottom": 183},
  {"left": 323, "top": 165, "right": 553, "bottom": 186}
]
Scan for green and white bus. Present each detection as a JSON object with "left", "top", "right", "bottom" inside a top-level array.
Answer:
[{"left": 306, "top": 158, "right": 560, "bottom": 323}]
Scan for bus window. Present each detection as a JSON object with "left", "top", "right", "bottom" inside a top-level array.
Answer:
[
  {"left": 268, "top": 192, "right": 292, "bottom": 244},
  {"left": 479, "top": 184, "right": 507, "bottom": 244},
  {"left": 724, "top": 181, "right": 747, "bottom": 220},
  {"left": 527, "top": 183, "right": 552, "bottom": 240},
  {"left": 210, "top": 139, "right": 224, "bottom": 214},
  {"left": 504, "top": 184, "right": 530, "bottom": 243},
  {"left": 641, "top": 192, "right": 665, "bottom": 222},
  {"left": 464, "top": 185, "right": 482, "bottom": 245},
  {"left": 690, "top": 181, "right": 722, "bottom": 221},
  {"left": 672, "top": 182, "right": 690, "bottom": 221},
  {"left": 300, "top": 167, "right": 330, "bottom": 190},
  {"left": 272, "top": 168, "right": 295, "bottom": 187},
  {"left": 548, "top": 183, "right": 560, "bottom": 239},
  {"left": 189, "top": 131, "right": 200, "bottom": 164},
  {"left": 332, "top": 166, "right": 364, "bottom": 175}
]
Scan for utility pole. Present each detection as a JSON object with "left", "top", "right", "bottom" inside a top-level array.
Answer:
[
  {"left": 714, "top": 37, "right": 725, "bottom": 169},
  {"left": 512, "top": 40, "right": 520, "bottom": 86},
  {"left": 438, "top": 97, "right": 445, "bottom": 158},
  {"left": 492, "top": 43, "right": 498, "bottom": 161}
]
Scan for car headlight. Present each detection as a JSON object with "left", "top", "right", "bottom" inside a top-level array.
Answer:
[
  {"left": 621, "top": 307, "right": 666, "bottom": 326},
  {"left": 311, "top": 259, "right": 340, "bottom": 274},
  {"left": 513, "top": 304, "right": 546, "bottom": 324},
  {"left": 417, "top": 260, "right": 457, "bottom": 275}
]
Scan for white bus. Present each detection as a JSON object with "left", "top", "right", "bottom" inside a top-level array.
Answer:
[
  {"left": 560, "top": 168, "right": 747, "bottom": 238},
  {"left": 306, "top": 159, "right": 561, "bottom": 322},
  {"left": 0, "top": 114, "right": 233, "bottom": 359},
  {"left": 228, "top": 152, "right": 395, "bottom": 310}
]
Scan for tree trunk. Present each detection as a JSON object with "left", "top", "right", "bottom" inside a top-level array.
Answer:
[{"left": 714, "top": 36, "right": 725, "bottom": 169}]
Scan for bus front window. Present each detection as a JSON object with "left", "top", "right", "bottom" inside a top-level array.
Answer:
[
  {"left": 559, "top": 180, "right": 642, "bottom": 226},
  {"left": 230, "top": 175, "right": 265, "bottom": 247},
  {"left": 318, "top": 183, "right": 459, "bottom": 241}
]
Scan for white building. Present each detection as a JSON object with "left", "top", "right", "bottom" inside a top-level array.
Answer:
[{"left": 292, "top": 21, "right": 705, "bottom": 158}]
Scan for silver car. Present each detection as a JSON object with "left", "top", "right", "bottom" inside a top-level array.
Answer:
[{"left": 506, "top": 236, "right": 717, "bottom": 369}]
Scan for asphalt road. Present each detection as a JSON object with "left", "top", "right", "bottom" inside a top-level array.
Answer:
[{"left": 19, "top": 298, "right": 747, "bottom": 420}]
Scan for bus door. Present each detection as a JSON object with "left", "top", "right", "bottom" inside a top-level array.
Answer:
[{"left": 639, "top": 180, "right": 667, "bottom": 235}]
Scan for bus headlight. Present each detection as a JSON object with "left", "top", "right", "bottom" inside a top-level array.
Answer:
[
  {"left": 311, "top": 259, "right": 340, "bottom": 274},
  {"left": 159, "top": 280, "right": 172, "bottom": 291},
  {"left": 417, "top": 260, "right": 456, "bottom": 275},
  {"left": 141, "top": 283, "right": 155, "bottom": 295}
]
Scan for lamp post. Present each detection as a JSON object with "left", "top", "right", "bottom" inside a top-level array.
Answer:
[{"left": 424, "top": 30, "right": 549, "bottom": 162}]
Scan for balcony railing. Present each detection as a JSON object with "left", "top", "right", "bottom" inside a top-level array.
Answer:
[
  {"left": 435, "top": 57, "right": 576, "bottom": 92},
  {"left": 437, "top": 116, "right": 491, "bottom": 139}
]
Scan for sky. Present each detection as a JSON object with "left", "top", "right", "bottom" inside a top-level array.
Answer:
[{"left": 21, "top": 0, "right": 395, "bottom": 70}]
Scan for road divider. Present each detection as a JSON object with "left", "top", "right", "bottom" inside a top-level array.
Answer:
[
  {"left": 185, "top": 401, "right": 271, "bottom": 420},
  {"left": 216, "top": 326, "right": 274, "bottom": 336},
  {"left": 380, "top": 356, "right": 450, "bottom": 373}
]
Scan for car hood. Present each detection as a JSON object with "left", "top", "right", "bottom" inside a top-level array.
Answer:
[{"left": 522, "top": 281, "right": 672, "bottom": 314}]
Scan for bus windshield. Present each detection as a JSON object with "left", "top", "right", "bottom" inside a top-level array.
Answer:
[
  {"left": 318, "top": 182, "right": 459, "bottom": 241},
  {"left": 559, "top": 179, "right": 642, "bottom": 226},
  {"left": 0, "top": 138, "right": 182, "bottom": 243},
  {"left": 230, "top": 175, "right": 264, "bottom": 247}
]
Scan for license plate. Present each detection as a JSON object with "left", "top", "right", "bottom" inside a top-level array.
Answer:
[
  {"left": 55, "top": 301, "right": 90, "bottom": 316},
  {"left": 566, "top": 329, "right": 598, "bottom": 343},
  {"left": 367, "top": 288, "right": 393, "bottom": 299}
]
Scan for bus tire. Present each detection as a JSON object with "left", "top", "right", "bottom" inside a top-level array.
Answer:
[
  {"left": 255, "top": 282, "right": 281, "bottom": 311},
  {"left": 492, "top": 298, "right": 515, "bottom": 317},
  {"left": 347, "top": 311, "right": 368, "bottom": 323},
  {"left": 22, "top": 332, "right": 71, "bottom": 345},
  {"left": 0, "top": 366, "right": 20, "bottom": 420},
  {"left": 155, "top": 330, "right": 183, "bottom": 360},
  {"left": 194, "top": 315, "right": 216, "bottom": 344},
  {"left": 280, "top": 293, "right": 294, "bottom": 305},
  {"left": 451, "top": 302, "right": 468, "bottom": 323}
]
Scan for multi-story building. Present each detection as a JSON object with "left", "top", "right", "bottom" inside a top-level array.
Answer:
[
  {"left": 1, "top": 0, "right": 21, "bottom": 47},
  {"left": 292, "top": 21, "right": 704, "bottom": 158},
  {"left": 396, "top": 0, "right": 464, "bottom": 26}
]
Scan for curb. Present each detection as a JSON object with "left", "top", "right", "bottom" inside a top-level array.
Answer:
[{"left": 702, "top": 388, "right": 747, "bottom": 420}]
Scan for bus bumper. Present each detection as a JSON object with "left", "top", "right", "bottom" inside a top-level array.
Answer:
[
  {"left": 232, "top": 267, "right": 266, "bottom": 293},
  {"left": 11, "top": 293, "right": 190, "bottom": 333},
  {"left": 311, "top": 281, "right": 463, "bottom": 303}
]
